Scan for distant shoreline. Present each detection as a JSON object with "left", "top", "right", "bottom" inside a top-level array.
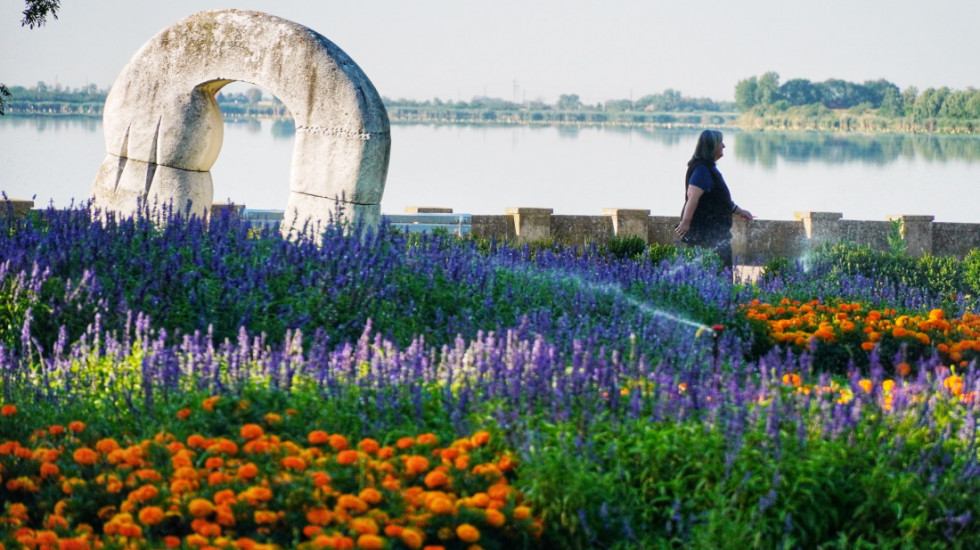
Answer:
[{"left": 5, "top": 111, "right": 979, "bottom": 136}]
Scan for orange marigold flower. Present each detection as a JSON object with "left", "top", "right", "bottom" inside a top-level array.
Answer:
[
  {"left": 212, "top": 438, "right": 239, "bottom": 455},
  {"left": 400, "top": 528, "right": 426, "bottom": 549},
  {"left": 416, "top": 433, "right": 439, "bottom": 446},
  {"left": 203, "top": 395, "right": 221, "bottom": 411},
  {"left": 892, "top": 327, "right": 909, "bottom": 339},
  {"left": 1, "top": 404, "right": 17, "bottom": 416},
  {"left": 49, "top": 424, "right": 66, "bottom": 435},
  {"left": 128, "top": 484, "right": 160, "bottom": 503},
  {"left": 238, "top": 463, "right": 260, "bottom": 480},
  {"left": 95, "top": 438, "right": 120, "bottom": 454},
  {"left": 213, "top": 489, "right": 237, "bottom": 506},
  {"left": 426, "top": 496, "right": 454, "bottom": 515},
  {"left": 188, "top": 498, "right": 215, "bottom": 518},
  {"left": 240, "top": 424, "right": 264, "bottom": 440},
  {"left": 163, "top": 535, "right": 181, "bottom": 548},
  {"left": 307, "top": 430, "right": 329, "bottom": 445},
  {"left": 858, "top": 379, "right": 873, "bottom": 394},
  {"left": 396, "top": 437, "right": 416, "bottom": 449},
  {"left": 440, "top": 447, "right": 460, "bottom": 462},
  {"left": 486, "top": 483, "right": 510, "bottom": 501},
  {"left": 186, "top": 434, "right": 209, "bottom": 448},
  {"left": 405, "top": 455, "right": 430, "bottom": 476},
  {"left": 68, "top": 421, "right": 86, "bottom": 433},
  {"left": 498, "top": 455, "right": 516, "bottom": 471},
  {"left": 191, "top": 519, "right": 222, "bottom": 537},
  {"left": 385, "top": 525, "right": 404, "bottom": 537},
  {"left": 513, "top": 506, "right": 532, "bottom": 520},
  {"left": 356, "top": 534, "right": 384, "bottom": 550},
  {"left": 39, "top": 462, "right": 59, "bottom": 479},
  {"left": 456, "top": 524, "right": 480, "bottom": 543},
  {"left": 350, "top": 517, "right": 379, "bottom": 535},
  {"left": 337, "top": 449, "right": 360, "bottom": 465},
  {"left": 424, "top": 470, "right": 449, "bottom": 488},
  {"left": 337, "top": 494, "right": 369, "bottom": 515},
  {"left": 896, "top": 362, "right": 911, "bottom": 378},
  {"left": 73, "top": 447, "right": 98, "bottom": 466},
  {"left": 311, "top": 471, "right": 332, "bottom": 488},
  {"left": 45, "top": 514, "right": 69, "bottom": 530},
  {"left": 359, "top": 487, "right": 382, "bottom": 505},
  {"left": 860, "top": 342, "right": 875, "bottom": 352},
  {"left": 138, "top": 506, "right": 165, "bottom": 526},
  {"left": 254, "top": 510, "right": 278, "bottom": 525},
  {"left": 484, "top": 507, "right": 506, "bottom": 528},
  {"left": 177, "top": 408, "right": 192, "bottom": 420},
  {"left": 470, "top": 431, "right": 491, "bottom": 447},
  {"left": 281, "top": 456, "right": 307, "bottom": 471},
  {"left": 358, "top": 438, "right": 380, "bottom": 454},
  {"left": 306, "top": 507, "right": 333, "bottom": 526},
  {"left": 328, "top": 434, "right": 349, "bottom": 451}
]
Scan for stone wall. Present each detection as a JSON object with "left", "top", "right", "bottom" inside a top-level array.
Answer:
[
  {"left": 447, "top": 207, "right": 980, "bottom": 262},
  {"left": 6, "top": 198, "right": 979, "bottom": 263}
]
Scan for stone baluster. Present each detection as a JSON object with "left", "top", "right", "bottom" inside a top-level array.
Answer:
[
  {"left": 794, "top": 211, "right": 843, "bottom": 249},
  {"left": 602, "top": 208, "right": 650, "bottom": 243},
  {"left": 505, "top": 207, "right": 553, "bottom": 242}
]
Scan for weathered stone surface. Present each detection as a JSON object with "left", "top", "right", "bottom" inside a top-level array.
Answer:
[{"left": 91, "top": 9, "right": 390, "bottom": 231}]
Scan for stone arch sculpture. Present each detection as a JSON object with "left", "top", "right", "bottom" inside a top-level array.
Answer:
[{"left": 91, "top": 9, "right": 390, "bottom": 235}]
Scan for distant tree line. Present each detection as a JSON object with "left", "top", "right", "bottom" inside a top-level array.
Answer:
[
  {"left": 384, "top": 90, "right": 735, "bottom": 114},
  {"left": 736, "top": 72, "right": 980, "bottom": 132}
]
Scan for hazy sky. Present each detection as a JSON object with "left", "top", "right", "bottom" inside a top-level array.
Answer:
[{"left": 2, "top": 0, "right": 978, "bottom": 104}]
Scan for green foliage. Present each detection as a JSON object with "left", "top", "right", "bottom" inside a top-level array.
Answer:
[
  {"left": 808, "top": 241, "right": 968, "bottom": 305},
  {"left": 887, "top": 219, "right": 907, "bottom": 256},
  {"left": 605, "top": 235, "right": 648, "bottom": 260}
]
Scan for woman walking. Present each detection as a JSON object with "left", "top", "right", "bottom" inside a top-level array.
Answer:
[{"left": 674, "top": 129, "right": 752, "bottom": 269}]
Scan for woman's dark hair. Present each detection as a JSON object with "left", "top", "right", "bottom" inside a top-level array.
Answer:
[{"left": 688, "top": 129, "right": 723, "bottom": 166}]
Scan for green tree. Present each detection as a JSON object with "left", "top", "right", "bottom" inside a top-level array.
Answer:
[
  {"left": 734, "top": 76, "right": 758, "bottom": 112},
  {"left": 557, "top": 94, "right": 582, "bottom": 110},
  {"left": 878, "top": 86, "right": 904, "bottom": 117},
  {"left": 779, "top": 78, "right": 821, "bottom": 106},
  {"left": 754, "top": 71, "right": 780, "bottom": 108},
  {"left": 1, "top": 0, "right": 62, "bottom": 115}
]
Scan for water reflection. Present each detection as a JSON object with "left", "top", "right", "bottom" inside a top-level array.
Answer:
[
  {"left": 2, "top": 115, "right": 101, "bottom": 133},
  {"left": 735, "top": 132, "right": 980, "bottom": 169},
  {"left": 270, "top": 119, "right": 295, "bottom": 139}
]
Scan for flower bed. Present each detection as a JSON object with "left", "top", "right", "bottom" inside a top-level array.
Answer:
[{"left": 0, "top": 398, "right": 539, "bottom": 549}]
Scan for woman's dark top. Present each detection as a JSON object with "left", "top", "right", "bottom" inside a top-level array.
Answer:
[{"left": 682, "top": 160, "right": 735, "bottom": 246}]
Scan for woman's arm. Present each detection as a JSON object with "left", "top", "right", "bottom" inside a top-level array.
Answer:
[{"left": 675, "top": 185, "right": 704, "bottom": 238}]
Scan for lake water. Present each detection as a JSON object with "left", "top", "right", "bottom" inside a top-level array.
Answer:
[{"left": 2, "top": 116, "right": 979, "bottom": 222}]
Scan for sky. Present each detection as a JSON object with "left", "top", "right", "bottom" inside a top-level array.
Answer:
[{"left": 2, "top": 0, "right": 979, "bottom": 105}]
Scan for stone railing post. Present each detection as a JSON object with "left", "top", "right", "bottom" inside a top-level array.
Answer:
[
  {"left": 0, "top": 199, "right": 34, "bottom": 220},
  {"left": 794, "top": 211, "right": 842, "bottom": 249},
  {"left": 505, "top": 207, "right": 553, "bottom": 243},
  {"left": 887, "top": 214, "right": 934, "bottom": 257},
  {"left": 602, "top": 208, "right": 650, "bottom": 243}
]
